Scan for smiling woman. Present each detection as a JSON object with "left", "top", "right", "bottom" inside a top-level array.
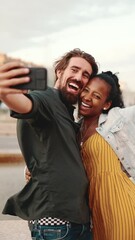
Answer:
[{"left": 78, "top": 71, "right": 135, "bottom": 240}]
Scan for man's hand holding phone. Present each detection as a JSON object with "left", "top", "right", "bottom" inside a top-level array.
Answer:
[
  {"left": 0, "top": 61, "right": 47, "bottom": 96},
  {"left": 0, "top": 61, "right": 30, "bottom": 95}
]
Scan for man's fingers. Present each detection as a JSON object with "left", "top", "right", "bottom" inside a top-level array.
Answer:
[
  {"left": 0, "top": 67, "right": 30, "bottom": 80},
  {"left": 0, "top": 77, "right": 30, "bottom": 88},
  {"left": 0, "top": 61, "right": 30, "bottom": 83},
  {"left": 5, "top": 68, "right": 30, "bottom": 79},
  {"left": 0, "top": 61, "right": 24, "bottom": 72},
  {"left": 0, "top": 62, "right": 30, "bottom": 90},
  {"left": 0, "top": 87, "right": 28, "bottom": 95}
]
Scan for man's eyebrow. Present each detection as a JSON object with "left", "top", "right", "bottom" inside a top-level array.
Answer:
[
  {"left": 71, "top": 66, "right": 90, "bottom": 75},
  {"left": 71, "top": 65, "right": 80, "bottom": 69}
]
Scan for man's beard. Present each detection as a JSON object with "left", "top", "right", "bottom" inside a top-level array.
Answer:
[{"left": 60, "top": 87, "right": 79, "bottom": 105}]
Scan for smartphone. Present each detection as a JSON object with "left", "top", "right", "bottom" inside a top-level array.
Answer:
[{"left": 13, "top": 67, "right": 47, "bottom": 90}]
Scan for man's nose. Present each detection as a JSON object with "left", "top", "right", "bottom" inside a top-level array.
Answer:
[{"left": 75, "top": 72, "right": 82, "bottom": 82}]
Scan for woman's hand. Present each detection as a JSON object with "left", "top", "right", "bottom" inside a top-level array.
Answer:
[{"left": 24, "top": 166, "right": 31, "bottom": 183}]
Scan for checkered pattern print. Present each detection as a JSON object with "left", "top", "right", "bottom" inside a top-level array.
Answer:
[{"left": 30, "top": 217, "right": 69, "bottom": 226}]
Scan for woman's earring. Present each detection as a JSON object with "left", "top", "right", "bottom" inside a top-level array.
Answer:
[{"left": 103, "top": 107, "right": 106, "bottom": 110}]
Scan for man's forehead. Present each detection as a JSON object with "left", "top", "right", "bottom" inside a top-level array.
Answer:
[
  {"left": 69, "top": 57, "right": 84, "bottom": 64},
  {"left": 68, "top": 57, "right": 92, "bottom": 73}
]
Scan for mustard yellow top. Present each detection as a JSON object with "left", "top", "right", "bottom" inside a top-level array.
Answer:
[{"left": 81, "top": 132, "right": 135, "bottom": 240}]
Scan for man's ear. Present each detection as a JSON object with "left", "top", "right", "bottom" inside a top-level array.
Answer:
[
  {"left": 54, "top": 79, "right": 60, "bottom": 89},
  {"left": 56, "top": 70, "right": 62, "bottom": 79},
  {"left": 54, "top": 70, "right": 62, "bottom": 89}
]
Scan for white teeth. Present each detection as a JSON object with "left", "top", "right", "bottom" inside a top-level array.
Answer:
[
  {"left": 82, "top": 102, "right": 91, "bottom": 108},
  {"left": 69, "top": 83, "right": 79, "bottom": 89}
]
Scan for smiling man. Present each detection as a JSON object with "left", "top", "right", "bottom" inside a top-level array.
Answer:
[{"left": 0, "top": 49, "right": 98, "bottom": 240}]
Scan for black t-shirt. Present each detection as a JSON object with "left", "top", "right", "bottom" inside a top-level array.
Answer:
[{"left": 3, "top": 87, "right": 89, "bottom": 224}]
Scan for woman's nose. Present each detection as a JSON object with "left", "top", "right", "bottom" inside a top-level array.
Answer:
[{"left": 84, "top": 94, "right": 92, "bottom": 101}]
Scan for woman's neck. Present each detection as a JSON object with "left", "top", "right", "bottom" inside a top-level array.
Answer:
[
  {"left": 79, "top": 116, "right": 99, "bottom": 146},
  {"left": 83, "top": 116, "right": 99, "bottom": 130}
]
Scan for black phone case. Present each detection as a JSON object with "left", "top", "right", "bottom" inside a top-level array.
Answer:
[{"left": 14, "top": 67, "right": 47, "bottom": 90}]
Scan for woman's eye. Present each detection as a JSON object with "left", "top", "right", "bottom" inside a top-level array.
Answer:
[
  {"left": 94, "top": 94, "right": 100, "bottom": 99},
  {"left": 83, "top": 88, "right": 89, "bottom": 92}
]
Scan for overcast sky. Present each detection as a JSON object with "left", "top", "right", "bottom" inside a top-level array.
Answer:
[{"left": 0, "top": 0, "right": 135, "bottom": 91}]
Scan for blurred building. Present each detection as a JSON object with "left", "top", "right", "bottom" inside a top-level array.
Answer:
[{"left": 0, "top": 52, "right": 43, "bottom": 67}]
